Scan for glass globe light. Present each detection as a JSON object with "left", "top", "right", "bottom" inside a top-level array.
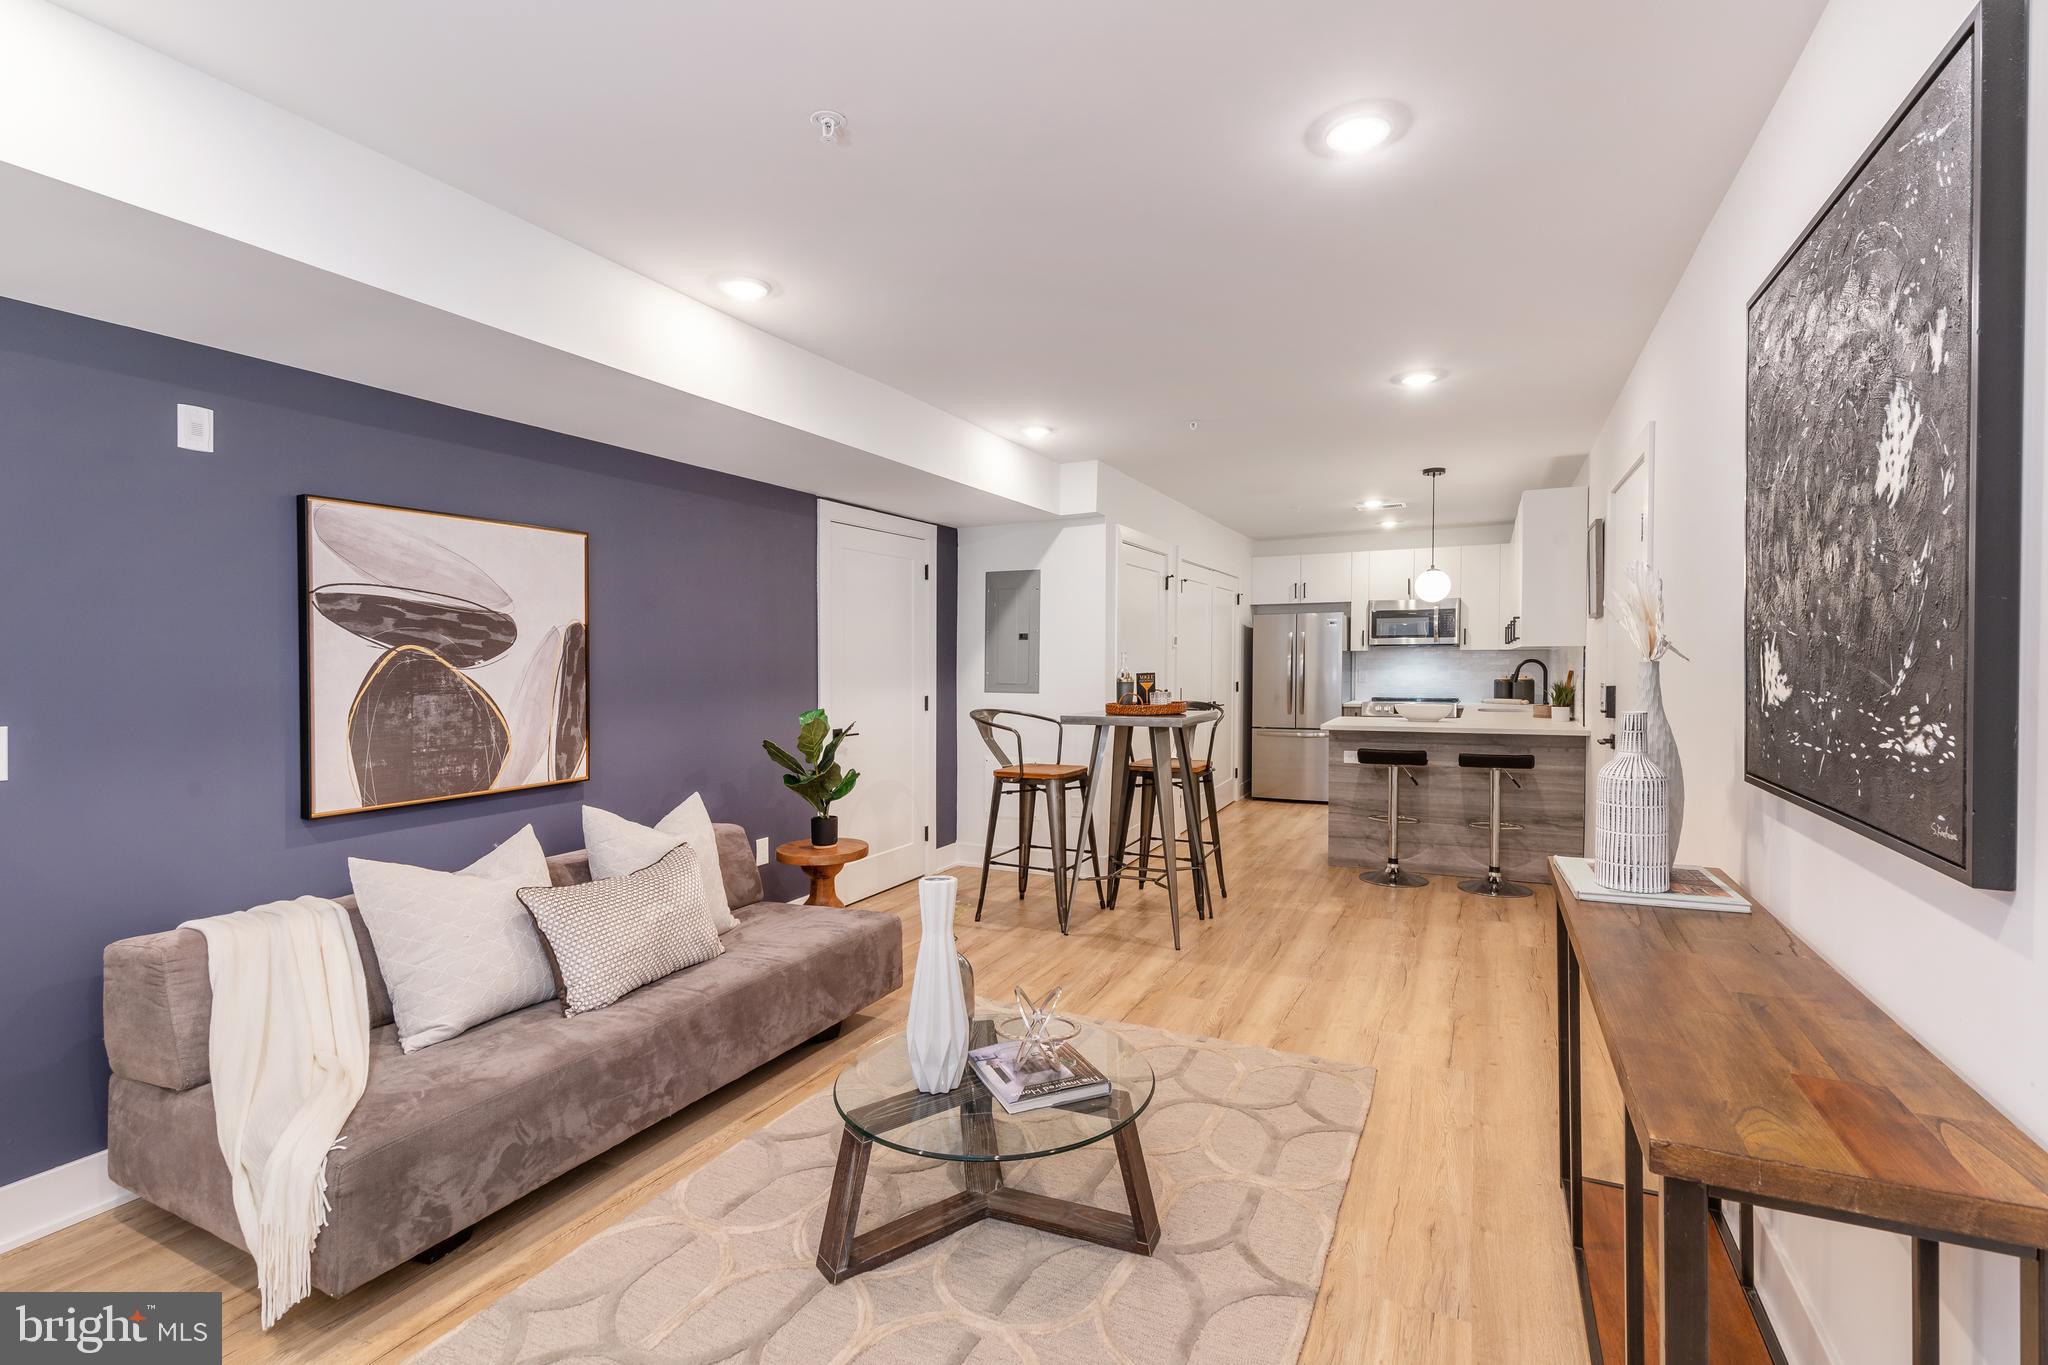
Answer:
[{"left": 1415, "top": 565, "right": 1452, "bottom": 603}]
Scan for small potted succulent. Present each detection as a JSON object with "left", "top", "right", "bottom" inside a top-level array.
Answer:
[
  {"left": 1551, "top": 680, "right": 1577, "bottom": 721},
  {"left": 764, "top": 708, "right": 860, "bottom": 845}
]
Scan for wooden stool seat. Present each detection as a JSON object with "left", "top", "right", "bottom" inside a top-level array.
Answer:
[
  {"left": 992, "top": 762, "right": 1089, "bottom": 781},
  {"left": 1126, "top": 758, "right": 1210, "bottom": 775}
]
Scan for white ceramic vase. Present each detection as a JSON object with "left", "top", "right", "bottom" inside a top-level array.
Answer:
[
  {"left": 906, "top": 875, "right": 970, "bottom": 1093},
  {"left": 1639, "top": 661, "right": 1684, "bottom": 855},
  {"left": 1595, "top": 711, "right": 1670, "bottom": 893}
]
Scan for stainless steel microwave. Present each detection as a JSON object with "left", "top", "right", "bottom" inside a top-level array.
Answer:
[{"left": 1367, "top": 598, "right": 1461, "bottom": 647}]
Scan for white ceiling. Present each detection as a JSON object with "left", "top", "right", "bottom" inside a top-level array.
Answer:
[{"left": 49, "top": 0, "right": 1825, "bottom": 538}]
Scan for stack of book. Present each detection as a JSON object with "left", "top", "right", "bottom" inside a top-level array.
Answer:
[{"left": 968, "top": 1039, "right": 1111, "bottom": 1113}]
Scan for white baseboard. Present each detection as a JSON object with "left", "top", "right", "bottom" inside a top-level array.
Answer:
[
  {"left": 0, "top": 1150, "right": 136, "bottom": 1255},
  {"left": 1750, "top": 1209, "right": 1844, "bottom": 1365}
]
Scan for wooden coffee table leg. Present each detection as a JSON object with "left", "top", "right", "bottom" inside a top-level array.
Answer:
[
  {"left": 816, "top": 1126, "right": 873, "bottom": 1282},
  {"left": 1114, "top": 1103, "right": 1161, "bottom": 1251},
  {"left": 807, "top": 866, "right": 844, "bottom": 908}
]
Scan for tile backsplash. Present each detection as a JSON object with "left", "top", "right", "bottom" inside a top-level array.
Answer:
[{"left": 1344, "top": 646, "right": 1582, "bottom": 706}]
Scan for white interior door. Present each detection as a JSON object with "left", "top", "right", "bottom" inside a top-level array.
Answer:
[
  {"left": 1116, "top": 538, "right": 1171, "bottom": 685},
  {"left": 1209, "top": 574, "right": 1241, "bottom": 803},
  {"left": 818, "top": 502, "right": 935, "bottom": 902},
  {"left": 1606, "top": 430, "right": 1654, "bottom": 719}
]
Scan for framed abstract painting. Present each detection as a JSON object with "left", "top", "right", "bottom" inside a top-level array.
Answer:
[
  {"left": 300, "top": 495, "right": 590, "bottom": 818},
  {"left": 1744, "top": 2, "right": 2024, "bottom": 889}
]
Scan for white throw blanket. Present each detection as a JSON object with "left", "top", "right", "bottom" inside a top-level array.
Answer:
[{"left": 183, "top": 897, "right": 370, "bottom": 1328}]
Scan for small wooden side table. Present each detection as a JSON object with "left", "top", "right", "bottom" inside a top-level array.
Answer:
[{"left": 775, "top": 838, "right": 870, "bottom": 908}]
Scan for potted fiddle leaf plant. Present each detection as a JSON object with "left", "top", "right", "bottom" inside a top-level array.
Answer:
[{"left": 764, "top": 708, "right": 860, "bottom": 846}]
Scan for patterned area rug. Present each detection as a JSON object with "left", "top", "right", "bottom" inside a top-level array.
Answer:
[{"left": 415, "top": 1019, "right": 1374, "bottom": 1365}]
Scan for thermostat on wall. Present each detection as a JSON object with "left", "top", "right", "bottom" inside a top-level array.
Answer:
[{"left": 176, "top": 403, "right": 214, "bottom": 452}]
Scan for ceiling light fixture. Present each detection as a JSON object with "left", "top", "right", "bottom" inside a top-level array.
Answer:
[
  {"left": 1414, "top": 467, "right": 1452, "bottom": 603},
  {"left": 1021, "top": 424, "right": 1055, "bottom": 441},
  {"left": 1354, "top": 498, "right": 1408, "bottom": 512},
  {"left": 1381, "top": 518, "right": 1399, "bottom": 530},
  {"left": 716, "top": 275, "right": 774, "bottom": 302},
  {"left": 1394, "top": 369, "right": 1444, "bottom": 389},
  {"left": 1308, "top": 101, "right": 1409, "bottom": 158}
]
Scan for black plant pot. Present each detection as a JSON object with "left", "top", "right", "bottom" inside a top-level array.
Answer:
[{"left": 810, "top": 815, "right": 839, "bottom": 847}]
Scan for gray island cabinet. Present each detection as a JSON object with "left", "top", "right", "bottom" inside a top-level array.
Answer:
[{"left": 1325, "top": 715, "right": 1591, "bottom": 883}]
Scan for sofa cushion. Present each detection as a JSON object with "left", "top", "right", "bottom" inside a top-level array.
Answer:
[
  {"left": 348, "top": 827, "right": 560, "bottom": 1051},
  {"left": 519, "top": 843, "right": 723, "bottom": 1015},
  {"left": 583, "top": 795, "right": 738, "bottom": 931},
  {"left": 102, "top": 825, "right": 765, "bottom": 1091}
]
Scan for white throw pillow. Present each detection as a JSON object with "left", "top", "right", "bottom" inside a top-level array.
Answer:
[
  {"left": 348, "top": 825, "right": 560, "bottom": 1052},
  {"left": 582, "top": 793, "right": 736, "bottom": 931}
]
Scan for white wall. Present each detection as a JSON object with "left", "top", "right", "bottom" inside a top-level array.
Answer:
[
  {"left": 1252, "top": 522, "right": 1514, "bottom": 557},
  {"left": 1584, "top": 0, "right": 2047, "bottom": 1359}
]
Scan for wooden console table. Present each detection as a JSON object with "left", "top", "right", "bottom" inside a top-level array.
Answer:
[{"left": 1551, "top": 858, "right": 2048, "bottom": 1365}]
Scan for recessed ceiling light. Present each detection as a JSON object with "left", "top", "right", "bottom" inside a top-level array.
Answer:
[
  {"left": 1021, "top": 424, "right": 1056, "bottom": 440},
  {"left": 1393, "top": 369, "right": 1444, "bottom": 389},
  {"left": 1381, "top": 518, "right": 1399, "bottom": 529},
  {"left": 1308, "top": 102, "right": 1409, "bottom": 158},
  {"left": 716, "top": 275, "right": 774, "bottom": 302}
]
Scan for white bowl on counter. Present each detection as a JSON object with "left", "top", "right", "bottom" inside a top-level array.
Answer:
[{"left": 1394, "top": 702, "right": 1456, "bottom": 722}]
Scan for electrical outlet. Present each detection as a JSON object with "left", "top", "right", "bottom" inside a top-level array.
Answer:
[
  {"left": 176, "top": 404, "right": 214, "bottom": 452},
  {"left": 0, "top": 726, "right": 8, "bottom": 781},
  {"left": 755, "top": 836, "right": 769, "bottom": 866}
]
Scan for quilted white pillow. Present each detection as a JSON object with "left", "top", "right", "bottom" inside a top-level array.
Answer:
[
  {"left": 582, "top": 793, "right": 737, "bottom": 931},
  {"left": 348, "top": 825, "right": 560, "bottom": 1052}
]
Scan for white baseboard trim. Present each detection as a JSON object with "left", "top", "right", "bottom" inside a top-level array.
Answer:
[
  {"left": 0, "top": 1150, "right": 136, "bottom": 1255},
  {"left": 1750, "top": 1209, "right": 1845, "bottom": 1365}
]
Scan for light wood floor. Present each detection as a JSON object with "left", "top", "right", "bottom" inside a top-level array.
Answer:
[{"left": 0, "top": 798, "right": 1626, "bottom": 1363}]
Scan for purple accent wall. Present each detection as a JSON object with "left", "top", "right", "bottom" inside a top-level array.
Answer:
[{"left": 0, "top": 298, "right": 953, "bottom": 1185}]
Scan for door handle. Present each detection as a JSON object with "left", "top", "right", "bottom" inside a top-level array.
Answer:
[{"left": 1597, "top": 735, "right": 1616, "bottom": 748}]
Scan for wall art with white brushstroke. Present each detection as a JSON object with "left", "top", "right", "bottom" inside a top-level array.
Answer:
[
  {"left": 1743, "top": 5, "right": 2024, "bottom": 890},
  {"left": 300, "top": 496, "right": 589, "bottom": 818}
]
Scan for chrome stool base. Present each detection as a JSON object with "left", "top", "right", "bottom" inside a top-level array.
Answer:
[
  {"left": 1458, "top": 873, "right": 1533, "bottom": 898},
  {"left": 1362, "top": 866, "right": 1430, "bottom": 889}
]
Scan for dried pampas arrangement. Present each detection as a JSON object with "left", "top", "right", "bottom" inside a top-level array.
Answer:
[{"left": 1610, "top": 562, "right": 1689, "bottom": 663}]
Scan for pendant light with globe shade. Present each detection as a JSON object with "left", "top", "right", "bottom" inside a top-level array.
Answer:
[{"left": 1414, "top": 467, "right": 1453, "bottom": 603}]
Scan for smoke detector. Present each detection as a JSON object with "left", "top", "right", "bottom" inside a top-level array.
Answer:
[{"left": 812, "top": 110, "right": 847, "bottom": 144}]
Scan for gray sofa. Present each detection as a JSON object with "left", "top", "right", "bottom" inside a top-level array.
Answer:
[{"left": 101, "top": 823, "right": 901, "bottom": 1298}]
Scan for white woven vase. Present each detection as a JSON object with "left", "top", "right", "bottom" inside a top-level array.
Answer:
[
  {"left": 1595, "top": 711, "right": 1670, "bottom": 894},
  {"left": 905, "top": 875, "right": 970, "bottom": 1093}
]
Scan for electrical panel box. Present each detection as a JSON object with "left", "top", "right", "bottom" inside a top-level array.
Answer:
[{"left": 984, "top": 570, "right": 1041, "bottom": 694}]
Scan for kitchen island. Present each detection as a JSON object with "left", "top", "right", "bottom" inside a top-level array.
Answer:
[{"left": 1325, "top": 713, "right": 1591, "bottom": 883}]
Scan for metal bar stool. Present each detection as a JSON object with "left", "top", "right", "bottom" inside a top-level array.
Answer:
[
  {"left": 970, "top": 709, "right": 1106, "bottom": 925},
  {"left": 1355, "top": 748, "right": 1429, "bottom": 888},
  {"left": 1458, "top": 751, "right": 1536, "bottom": 898},
  {"left": 1122, "top": 701, "right": 1229, "bottom": 909}
]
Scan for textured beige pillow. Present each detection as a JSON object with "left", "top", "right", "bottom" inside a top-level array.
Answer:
[
  {"left": 518, "top": 842, "right": 724, "bottom": 1015},
  {"left": 581, "top": 793, "right": 737, "bottom": 931},
  {"left": 348, "top": 826, "right": 559, "bottom": 1051}
]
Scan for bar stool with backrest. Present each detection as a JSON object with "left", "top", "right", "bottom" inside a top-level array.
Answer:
[
  {"left": 1354, "top": 748, "right": 1430, "bottom": 888},
  {"left": 969, "top": 709, "right": 1106, "bottom": 925},
  {"left": 1458, "top": 751, "right": 1536, "bottom": 898},
  {"left": 1121, "top": 701, "right": 1228, "bottom": 908}
]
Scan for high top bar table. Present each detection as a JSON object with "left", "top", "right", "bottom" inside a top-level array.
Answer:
[{"left": 1059, "top": 709, "right": 1221, "bottom": 948}]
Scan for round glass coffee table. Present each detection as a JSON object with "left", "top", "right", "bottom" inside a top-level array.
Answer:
[{"left": 817, "top": 1016, "right": 1159, "bottom": 1282}]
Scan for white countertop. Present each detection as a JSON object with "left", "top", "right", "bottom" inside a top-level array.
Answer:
[{"left": 1324, "top": 712, "right": 1592, "bottom": 737}]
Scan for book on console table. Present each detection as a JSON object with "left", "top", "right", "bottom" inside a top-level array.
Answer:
[
  {"left": 1554, "top": 857, "right": 1750, "bottom": 913},
  {"left": 968, "top": 1039, "right": 1111, "bottom": 1113}
]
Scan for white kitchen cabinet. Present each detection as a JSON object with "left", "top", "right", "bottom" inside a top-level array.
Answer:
[
  {"left": 1364, "top": 548, "right": 1416, "bottom": 601},
  {"left": 1504, "top": 487, "right": 1587, "bottom": 647},
  {"left": 1300, "top": 551, "right": 1352, "bottom": 603},
  {"left": 1250, "top": 555, "right": 1300, "bottom": 605},
  {"left": 1458, "top": 542, "right": 1503, "bottom": 648},
  {"left": 1253, "top": 552, "right": 1351, "bottom": 604}
]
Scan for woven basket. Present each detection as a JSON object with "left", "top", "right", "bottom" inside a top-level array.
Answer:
[{"left": 1106, "top": 701, "right": 1189, "bottom": 716}]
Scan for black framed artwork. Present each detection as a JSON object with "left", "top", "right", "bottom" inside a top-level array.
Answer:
[
  {"left": 300, "top": 495, "right": 590, "bottom": 818},
  {"left": 1744, "top": 2, "right": 2024, "bottom": 889}
]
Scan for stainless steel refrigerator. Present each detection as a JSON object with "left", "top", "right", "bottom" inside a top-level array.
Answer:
[{"left": 1250, "top": 608, "right": 1347, "bottom": 801}]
